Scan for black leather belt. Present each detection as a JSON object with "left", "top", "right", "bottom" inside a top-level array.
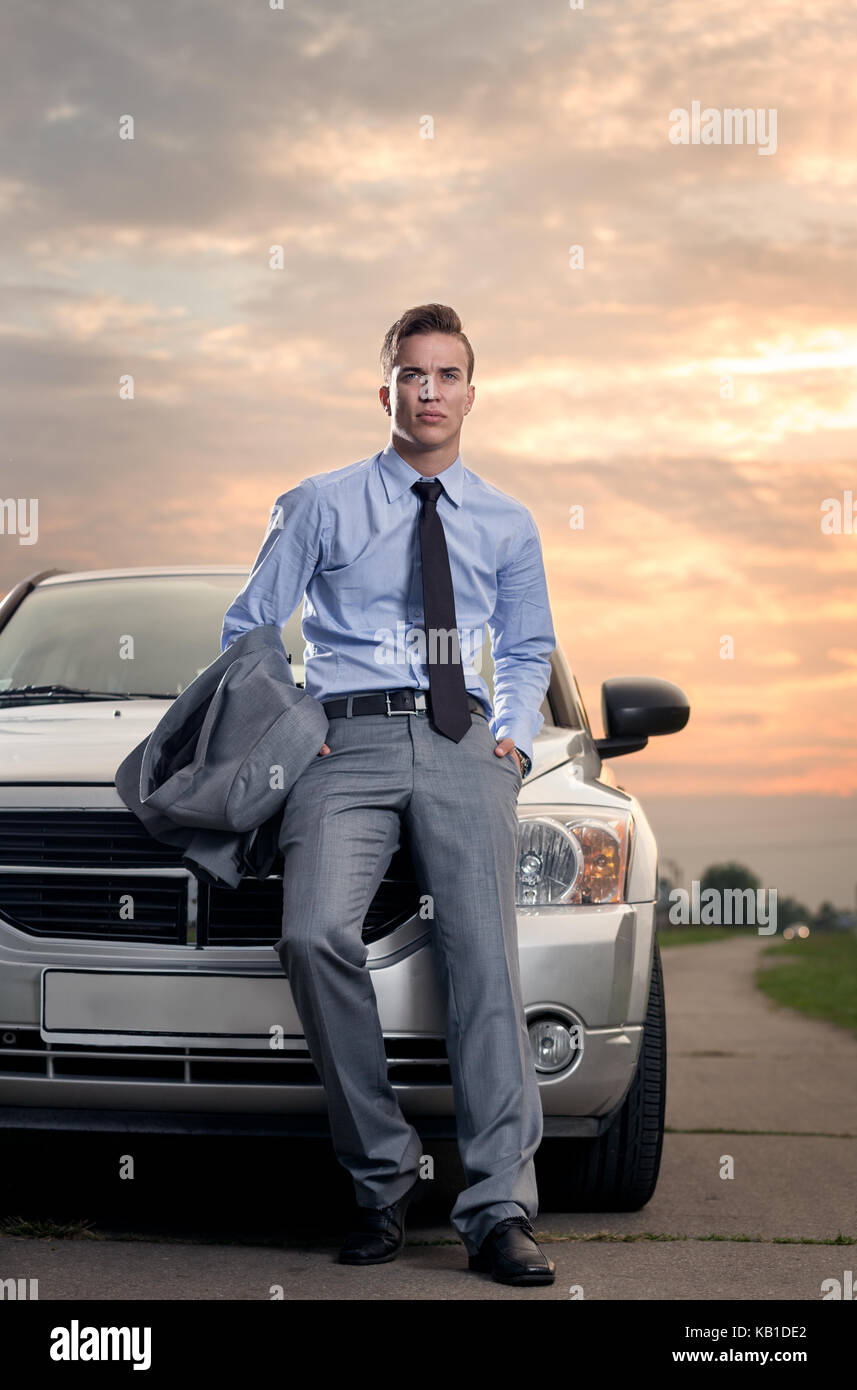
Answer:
[{"left": 322, "top": 688, "right": 488, "bottom": 720}]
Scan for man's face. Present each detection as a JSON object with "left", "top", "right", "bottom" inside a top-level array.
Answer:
[{"left": 381, "top": 331, "right": 474, "bottom": 452}]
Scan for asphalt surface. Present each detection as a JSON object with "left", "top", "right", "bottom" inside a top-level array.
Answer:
[{"left": 2, "top": 935, "right": 855, "bottom": 1299}]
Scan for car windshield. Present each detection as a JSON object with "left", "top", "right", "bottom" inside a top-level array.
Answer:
[{"left": 0, "top": 574, "right": 500, "bottom": 704}]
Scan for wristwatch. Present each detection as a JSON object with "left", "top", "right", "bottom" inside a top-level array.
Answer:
[{"left": 514, "top": 747, "right": 532, "bottom": 779}]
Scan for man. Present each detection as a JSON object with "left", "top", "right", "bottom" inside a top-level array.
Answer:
[{"left": 221, "top": 304, "right": 557, "bottom": 1286}]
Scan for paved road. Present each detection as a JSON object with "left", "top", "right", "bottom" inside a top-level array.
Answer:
[{"left": 2, "top": 936, "right": 855, "bottom": 1299}]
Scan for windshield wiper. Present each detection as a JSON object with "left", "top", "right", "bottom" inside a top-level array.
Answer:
[{"left": 0, "top": 684, "right": 177, "bottom": 702}]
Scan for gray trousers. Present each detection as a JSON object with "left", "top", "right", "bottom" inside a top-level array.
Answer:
[{"left": 274, "top": 704, "right": 543, "bottom": 1256}]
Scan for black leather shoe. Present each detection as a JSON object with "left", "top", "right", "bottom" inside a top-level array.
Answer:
[
  {"left": 468, "top": 1215, "right": 556, "bottom": 1285},
  {"left": 337, "top": 1179, "right": 419, "bottom": 1265}
]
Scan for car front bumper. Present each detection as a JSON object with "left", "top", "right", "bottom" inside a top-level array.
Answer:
[{"left": 0, "top": 898, "right": 655, "bottom": 1136}]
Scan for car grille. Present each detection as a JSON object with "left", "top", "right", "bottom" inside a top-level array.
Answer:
[
  {"left": 0, "top": 810, "right": 422, "bottom": 947},
  {"left": 0, "top": 1028, "right": 451, "bottom": 1087}
]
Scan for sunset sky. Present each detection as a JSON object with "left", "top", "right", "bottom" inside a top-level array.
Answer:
[{"left": 1, "top": 0, "right": 856, "bottom": 910}]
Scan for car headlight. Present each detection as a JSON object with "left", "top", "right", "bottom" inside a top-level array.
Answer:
[{"left": 515, "top": 810, "right": 632, "bottom": 906}]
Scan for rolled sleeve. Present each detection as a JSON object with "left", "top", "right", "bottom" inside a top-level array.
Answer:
[
  {"left": 220, "top": 481, "right": 324, "bottom": 651},
  {"left": 487, "top": 510, "right": 556, "bottom": 763}
]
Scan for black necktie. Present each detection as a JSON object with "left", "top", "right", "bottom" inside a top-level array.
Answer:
[{"left": 411, "top": 478, "right": 472, "bottom": 741}]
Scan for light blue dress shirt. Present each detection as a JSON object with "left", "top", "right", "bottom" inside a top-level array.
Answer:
[{"left": 220, "top": 443, "right": 556, "bottom": 763}]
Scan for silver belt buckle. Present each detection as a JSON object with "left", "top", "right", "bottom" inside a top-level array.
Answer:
[{"left": 385, "top": 690, "right": 427, "bottom": 715}]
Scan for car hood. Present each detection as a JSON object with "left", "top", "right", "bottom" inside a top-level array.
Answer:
[
  {"left": 0, "top": 701, "right": 581, "bottom": 783},
  {"left": 0, "top": 700, "right": 177, "bottom": 782}
]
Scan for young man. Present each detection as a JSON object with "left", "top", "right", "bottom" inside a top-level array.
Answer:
[{"left": 221, "top": 304, "right": 557, "bottom": 1286}]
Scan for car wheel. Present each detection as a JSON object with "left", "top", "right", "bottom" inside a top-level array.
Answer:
[{"left": 538, "top": 937, "right": 667, "bottom": 1212}]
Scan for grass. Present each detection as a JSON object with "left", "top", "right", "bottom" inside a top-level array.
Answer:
[
  {"left": 665, "top": 1126, "right": 856, "bottom": 1138},
  {"left": 0, "top": 1216, "right": 99, "bottom": 1240},
  {"left": 3, "top": 1223, "right": 854, "bottom": 1248},
  {"left": 755, "top": 932, "right": 857, "bottom": 1037},
  {"left": 657, "top": 926, "right": 760, "bottom": 947}
]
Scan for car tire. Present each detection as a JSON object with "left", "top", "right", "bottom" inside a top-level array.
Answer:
[{"left": 539, "top": 936, "right": 667, "bottom": 1212}]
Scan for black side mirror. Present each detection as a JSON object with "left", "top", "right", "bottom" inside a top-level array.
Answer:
[{"left": 595, "top": 676, "right": 690, "bottom": 758}]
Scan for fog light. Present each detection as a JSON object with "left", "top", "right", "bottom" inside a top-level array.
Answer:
[{"left": 528, "top": 1017, "right": 582, "bottom": 1074}]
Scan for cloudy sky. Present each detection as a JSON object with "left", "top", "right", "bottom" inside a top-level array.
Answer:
[{"left": 2, "top": 0, "right": 856, "bottom": 909}]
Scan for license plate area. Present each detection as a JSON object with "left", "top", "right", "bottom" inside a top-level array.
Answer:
[{"left": 40, "top": 968, "right": 304, "bottom": 1049}]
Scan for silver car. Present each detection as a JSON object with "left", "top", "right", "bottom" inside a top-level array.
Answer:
[{"left": 0, "top": 565, "right": 689, "bottom": 1210}]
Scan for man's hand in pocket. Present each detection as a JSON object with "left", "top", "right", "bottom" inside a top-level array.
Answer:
[{"left": 493, "top": 736, "right": 521, "bottom": 774}]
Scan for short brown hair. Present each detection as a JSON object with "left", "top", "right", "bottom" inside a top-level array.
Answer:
[{"left": 380, "top": 303, "right": 474, "bottom": 387}]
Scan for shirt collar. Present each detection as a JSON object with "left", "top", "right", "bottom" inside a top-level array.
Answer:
[{"left": 378, "top": 442, "right": 464, "bottom": 508}]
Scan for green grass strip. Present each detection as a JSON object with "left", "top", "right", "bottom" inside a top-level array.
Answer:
[{"left": 756, "top": 933, "right": 857, "bottom": 1036}]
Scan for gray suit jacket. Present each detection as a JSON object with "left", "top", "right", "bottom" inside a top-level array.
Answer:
[{"left": 114, "top": 624, "right": 329, "bottom": 888}]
